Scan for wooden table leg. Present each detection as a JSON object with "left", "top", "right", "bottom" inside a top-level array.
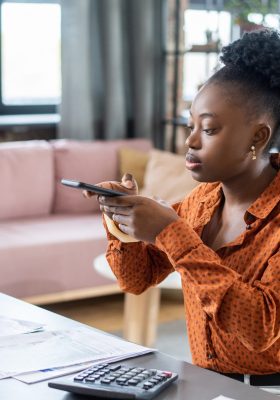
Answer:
[{"left": 123, "top": 287, "right": 161, "bottom": 347}]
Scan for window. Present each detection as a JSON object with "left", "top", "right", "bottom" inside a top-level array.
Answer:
[
  {"left": 0, "top": 0, "right": 61, "bottom": 115},
  {"left": 183, "top": 9, "right": 231, "bottom": 101},
  {"left": 163, "top": 0, "right": 280, "bottom": 152}
]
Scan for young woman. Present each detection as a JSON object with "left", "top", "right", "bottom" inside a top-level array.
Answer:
[{"left": 86, "top": 29, "right": 280, "bottom": 385}]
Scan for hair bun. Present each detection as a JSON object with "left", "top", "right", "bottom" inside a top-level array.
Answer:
[{"left": 220, "top": 29, "right": 280, "bottom": 90}]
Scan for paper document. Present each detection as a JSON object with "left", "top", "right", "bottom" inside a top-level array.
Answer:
[
  {"left": 0, "top": 326, "right": 154, "bottom": 376},
  {"left": 15, "top": 352, "right": 147, "bottom": 384},
  {"left": 0, "top": 316, "right": 44, "bottom": 337},
  {"left": 14, "top": 362, "right": 94, "bottom": 384}
]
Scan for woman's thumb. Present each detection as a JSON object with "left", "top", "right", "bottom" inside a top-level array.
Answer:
[{"left": 121, "top": 173, "right": 138, "bottom": 191}]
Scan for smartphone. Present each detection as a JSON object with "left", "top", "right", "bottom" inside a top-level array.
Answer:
[{"left": 61, "top": 179, "right": 127, "bottom": 197}]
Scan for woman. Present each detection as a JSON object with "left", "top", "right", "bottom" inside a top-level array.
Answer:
[{"left": 86, "top": 29, "right": 280, "bottom": 385}]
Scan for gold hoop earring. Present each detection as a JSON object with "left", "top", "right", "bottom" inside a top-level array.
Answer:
[{"left": 251, "top": 145, "right": 256, "bottom": 160}]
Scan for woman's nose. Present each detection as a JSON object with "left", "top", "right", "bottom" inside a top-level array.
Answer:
[{"left": 185, "top": 130, "right": 201, "bottom": 149}]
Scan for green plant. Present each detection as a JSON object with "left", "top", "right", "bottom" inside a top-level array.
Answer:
[{"left": 226, "top": 0, "right": 278, "bottom": 23}]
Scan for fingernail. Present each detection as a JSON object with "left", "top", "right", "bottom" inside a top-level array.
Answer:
[{"left": 125, "top": 173, "right": 133, "bottom": 181}]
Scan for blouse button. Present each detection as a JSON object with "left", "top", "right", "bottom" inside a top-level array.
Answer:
[
  {"left": 246, "top": 224, "right": 252, "bottom": 230},
  {"left": 207, "top": 353, "right": 215, "bottom": 360}
]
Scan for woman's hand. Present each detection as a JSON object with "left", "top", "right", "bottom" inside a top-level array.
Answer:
[
  {"left": 83, "top": 173, "right": 138, "bottom": 219},
  {"left": 98, "top": 194, "right": 179, "bottom": 244}
]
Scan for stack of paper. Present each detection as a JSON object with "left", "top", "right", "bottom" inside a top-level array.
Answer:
[
  {"left": 0, "top": 316, "right": 44, "bottom": 337},
  {"left": 0, "top": 325, "right": 154, "bottom": 383}
]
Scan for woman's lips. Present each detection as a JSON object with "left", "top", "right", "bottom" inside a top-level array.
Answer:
[{"left": 185, "top": 153, "right": 202, "bottom": 170}]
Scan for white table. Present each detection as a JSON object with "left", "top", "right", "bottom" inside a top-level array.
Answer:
[{"left": 93, "top": 253, "right": 182, "bottom": 347}]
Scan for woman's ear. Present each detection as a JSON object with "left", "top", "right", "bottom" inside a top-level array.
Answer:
[{"left": 252, "top": 123, "right": 272, "bottom": 150}]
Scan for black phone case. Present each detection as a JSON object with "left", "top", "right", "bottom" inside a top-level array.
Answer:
[{"left": 61, "top": 179, "right": 127, "bottom": 197}]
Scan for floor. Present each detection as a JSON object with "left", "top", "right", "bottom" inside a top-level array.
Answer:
[{"left": 44, "top": 290, "right": 185, "bottom": 335}]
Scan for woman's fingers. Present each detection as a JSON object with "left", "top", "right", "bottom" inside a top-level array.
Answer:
[
  {"left": 98, "top": 195, "right": 144, "bottom": 207},
  {"left": 121, "top": 173, "right": 138, "bottom": 194},
  {"left": 103, "top": 205, "right": 132, "bottom": 215},
  {"left": 112, "top": 213, "right": 131, "bottom": 226},
  {"left": 99, "top": 204, "right": 132, "bottom": 219}
]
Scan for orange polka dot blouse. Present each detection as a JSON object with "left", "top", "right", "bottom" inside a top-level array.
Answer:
[{"left": 105, "top": 154, "right": 280, "bottom": 374}]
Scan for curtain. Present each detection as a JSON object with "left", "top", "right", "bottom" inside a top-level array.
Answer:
[{"left": 59, "top": 0, "right": 165, "bottom": 147}]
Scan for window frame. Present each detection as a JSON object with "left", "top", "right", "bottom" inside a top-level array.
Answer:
[{"left": 0, "top": 0, "right": 60, "bottom": 115}]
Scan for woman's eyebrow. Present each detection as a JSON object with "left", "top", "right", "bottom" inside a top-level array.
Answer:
[{"left": 189, "top": 111, "right": 217, "bottom": 119}]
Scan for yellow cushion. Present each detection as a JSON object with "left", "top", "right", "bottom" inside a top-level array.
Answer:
[
  {"left": 140, "top": 149, "right": 198, "bottom": 204},
  {"left": 118, "top": 148, "right": 150, "bottom": 190}
]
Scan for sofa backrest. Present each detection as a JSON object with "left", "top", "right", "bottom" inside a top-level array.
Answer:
[
  {"left": 0, "top": 140, "right": 54, "bottom": 220},
  {"left": 52, "top": 138, "right": 152, "bottom": 214},
  {"left": 0, "top": 138, "right": 152, "bottom": 220}
]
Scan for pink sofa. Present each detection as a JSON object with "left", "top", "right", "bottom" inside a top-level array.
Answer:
[{"left": 0, "top": 138, "right": 152, "bottom": 304}]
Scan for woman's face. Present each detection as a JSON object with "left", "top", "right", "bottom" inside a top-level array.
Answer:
[{"left": 186, "top": 82, "right": 259, "bottom": 183}]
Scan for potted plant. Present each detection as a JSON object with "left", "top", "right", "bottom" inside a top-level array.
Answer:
[{"left": 226, "top": 0, "right": 278, "bottom": 33}]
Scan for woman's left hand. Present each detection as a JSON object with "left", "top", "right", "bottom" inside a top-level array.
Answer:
[{"left": 98, "top": 195, "right": 179, "bottom": 243}]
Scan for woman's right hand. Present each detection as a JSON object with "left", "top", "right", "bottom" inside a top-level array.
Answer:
[{"left": 83, "top": 173, "right": 138, "bottom": 219}]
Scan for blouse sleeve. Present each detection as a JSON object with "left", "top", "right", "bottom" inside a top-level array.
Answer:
[
  {"left": 155, "top": 218, "right": 280, "bottom": 353},
  {"left": 103, "top": 217, "right": 176, "bottom": 295}
]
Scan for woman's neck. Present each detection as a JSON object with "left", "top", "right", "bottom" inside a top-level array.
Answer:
[{"left": 221, "top": 158, "right": 277, "bottom": 211}]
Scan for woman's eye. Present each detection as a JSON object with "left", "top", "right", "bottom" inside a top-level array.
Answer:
[
  {"left": 203, "top": 128, "right": 216, "bottom": 135},
  {"left": 186, "top": 125, "right": 194, "bottom": 132}
]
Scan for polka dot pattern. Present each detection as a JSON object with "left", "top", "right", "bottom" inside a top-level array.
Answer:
[{"left": 105, "top": 160, "right": 280, "bottom": 374}]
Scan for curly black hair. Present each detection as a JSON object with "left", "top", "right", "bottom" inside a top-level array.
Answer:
[{"left": 208, "top": 28, "right": 280, "bottom": 151}]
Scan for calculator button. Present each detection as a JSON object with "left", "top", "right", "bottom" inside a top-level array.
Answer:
[
  {"left": 137, "top": 374, "right": 147, "bottom": 379},
  {"left": 85, "top": 377, "right": 96, "bottom": 382},
  {"left": 124, "top": 372, "right": 136, "bottom": 377},
  {"left": 108, "top": 365, "right": 121, "bottom": 371},
  {"left": 116, "top": 378, "right": 127, "bottom": 383},
  {"left": 100, "top": 378, "right": 111, "bottom": 384},
  {"left": 111, "top": 372, "right": 122, "bottom": 377},
  {"left": 133, "top": 368, "right": 145, "bottom": 373},
  {"left": 162, "top": 371, "right": 173, "bottom": 377},
  {"left": 157, "top": 373, "right": 168, "bottom": 380},
  {"left": 100, "top": 368, "right": 110, "bottom": 373},
  {"left": 149, "top": 378, "right": 160, "bottom": 384},
  {"left": 119, "top": 367, "right": 131, "bottom": 373},
  {"left": 127, "top": 379, "right": 140, "bottom": 385},
  {"left": 73, "top": 376, "right": 84, "bottom": 381},
  {"left": 121, "top": 374, "right": 133, "bottom": 379},
  {"left": 141, "top": 372, "right": 151, "bottom": 378},
  {"left": 143, "top": 382, "right": 154, "bottom": 390}
]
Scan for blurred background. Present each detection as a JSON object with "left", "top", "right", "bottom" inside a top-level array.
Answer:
[{"left": 1, "top": 0, "right": 279, "bottom": 153}]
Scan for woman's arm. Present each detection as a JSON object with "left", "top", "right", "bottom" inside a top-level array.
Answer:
[{"left": 105, "top": 236, "right": 175, "bottom": 295}]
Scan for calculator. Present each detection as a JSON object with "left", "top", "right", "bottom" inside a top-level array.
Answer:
[{"left": 48, "top": 362, "right": 178, "bottom": 399}]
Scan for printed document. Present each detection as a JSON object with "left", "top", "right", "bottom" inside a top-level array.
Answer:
[
  {"left": 0, "top": 326, "right": 154, "bottom": 377},
  {"left": 0, "top": 316, "right": 44, "bottom": 337}
]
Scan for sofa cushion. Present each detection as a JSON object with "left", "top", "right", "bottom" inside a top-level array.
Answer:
[
  {"left": 118, "top": 147, "right": 150, "bottom": 190},
  {"left": 0, "top": 140, "right": 54, "bottom": 220},
  {"left": 52, "top": 139, "right": 152, "bottom": 214},
  {"left": 0, "top": 214, "right": 110, "bottom": 298},
  {"left": 140, "top": 149, "right": 198, "bottom": 204}
]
